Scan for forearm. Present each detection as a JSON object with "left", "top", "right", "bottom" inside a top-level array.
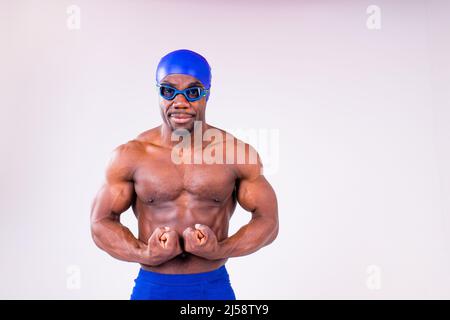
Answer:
[
  {"left": 91, "top": 218, "right": 147, "bottom": 264},
  {"left": 216, "top": 214, "right": 279, "bottom": 259}
]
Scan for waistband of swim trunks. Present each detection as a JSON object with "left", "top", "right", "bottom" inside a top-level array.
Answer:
[{"left": 137, "top": 265, "right": 229, "bottom": 285}]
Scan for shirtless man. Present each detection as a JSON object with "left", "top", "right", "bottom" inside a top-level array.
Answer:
[{"left": 90, "top": 49, "right": 279, "bottom": 300}]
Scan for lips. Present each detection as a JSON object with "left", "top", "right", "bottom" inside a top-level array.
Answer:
[{"left": 169, "top": 112, "right": 195, "bottom": 124}]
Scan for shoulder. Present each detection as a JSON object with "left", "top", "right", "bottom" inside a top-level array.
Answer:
[
  {"left": 112, "top": 126, "right": 162, "bottom": 159},
  {"left": 111, "top": 139, "right": 145, "bottom": 161},
  {"left": 233, "top": 145, "right": 263, "bottom": 180},
  {"left": 205, "top": 126, "right": 246, "bottom": 150},
  {"left": 209, "top": 127, "right": 262, "bottom": 180},
  {"left": 106, "top": 140, "right": 144, "bottom": 182},
  {"left": 135, "top": 127, "right": 160, "bottom": 144}
]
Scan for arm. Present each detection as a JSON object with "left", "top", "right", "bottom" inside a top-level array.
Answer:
[
  {"left": 183, "top": 147, "right": 279, "bottom": 260},
  {"left": 90, "top": 143, "right": 181, "bottom": 266},
  {"left": 216, "top": 158, "right": 279, "bottom": 259}
]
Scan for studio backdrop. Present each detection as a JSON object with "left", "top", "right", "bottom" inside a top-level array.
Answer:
[{"left": 1, "top": 0, "right": 449, "bottom": 299}]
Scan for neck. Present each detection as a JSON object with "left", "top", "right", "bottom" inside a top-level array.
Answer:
[{"left": 159, "top": 121, "right": 209, "bottom": 148}]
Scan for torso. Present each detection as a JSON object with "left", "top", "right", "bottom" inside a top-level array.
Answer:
[{"left": 130, "top": 126, "right": 238, "bottom": 274}]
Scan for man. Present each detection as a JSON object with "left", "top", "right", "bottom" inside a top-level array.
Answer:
[{"left": 90, "top": 49, "right": 279, "bottom": 300}]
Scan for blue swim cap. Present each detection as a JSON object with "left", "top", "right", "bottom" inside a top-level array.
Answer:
[{"left": 156, "top": 49, "right": 212, "bottom": 101}]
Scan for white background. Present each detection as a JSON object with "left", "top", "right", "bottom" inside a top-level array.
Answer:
[{"left": 1, "top": 0, "right": 449, "bottom": 299}]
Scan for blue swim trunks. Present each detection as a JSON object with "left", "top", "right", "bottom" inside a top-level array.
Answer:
[{"left": 130, "top": 265, "right": 236, "bottom": 300}]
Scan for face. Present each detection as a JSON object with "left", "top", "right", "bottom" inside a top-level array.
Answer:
[{"left": 158, "top": 74, "right": 208, "bottom": 132}]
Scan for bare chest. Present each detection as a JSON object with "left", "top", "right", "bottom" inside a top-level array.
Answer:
[{"left": 133, "top": 154, "right": 237, "bottom": 204}]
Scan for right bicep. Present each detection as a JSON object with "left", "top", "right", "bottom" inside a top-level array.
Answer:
[
  {"left": 90, "top": 145, "right": 136, "bottom": 223},
  {"left": 91, "top": 181, "right": 134, "bottom": 222}
]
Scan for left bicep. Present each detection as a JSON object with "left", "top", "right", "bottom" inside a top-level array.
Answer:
[{"left": 236, "top": 173, "right": 278, "bottom": 220}]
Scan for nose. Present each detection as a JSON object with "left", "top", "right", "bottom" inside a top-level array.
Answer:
[{"left": 173, "top": 92, "right": 190, "bottom": 109}]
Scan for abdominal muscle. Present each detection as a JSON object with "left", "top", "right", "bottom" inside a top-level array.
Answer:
[
  {"left": 134, "top": 200, "right": 233, "bottom": 274},
  {"left": 140, "top": 251, "right": 228, "bottom": 274}
]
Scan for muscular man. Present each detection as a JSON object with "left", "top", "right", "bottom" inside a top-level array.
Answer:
[{"left": 90, "top": 49, "right": 279, "bottom": 300}]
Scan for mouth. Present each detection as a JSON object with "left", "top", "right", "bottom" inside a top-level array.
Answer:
[{"left": 168, "top": 112, "right": 195, "bottom": 124}]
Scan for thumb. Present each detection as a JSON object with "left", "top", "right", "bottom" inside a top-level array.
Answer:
[
  {"left": 160, "top": 227, "right": 171, "bottom": 241},
  {"left": 149, "top": 227, "right": 169, "bottom": 244},
  {"left": 195, "top": 224, "right": 210, "bottom": 238}
]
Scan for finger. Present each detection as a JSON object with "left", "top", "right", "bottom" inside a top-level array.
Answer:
[
  {"left": 194, "top": 224, "right": 211, "bottom": 240},
  {"left": 149, "top": 227, "right": 167, "bottom": 244},
  {"left": 153, "top": 227, "right": 170, "bottom": 248},
  {"left": 160, "top": 235, "right": 169, "bottom": 249},
  {"left": 157, "top": 226, "right": 169, "bottom": 237},
  {"left": 161, "top": 229, "right": 170, "bottom": 241},
  {"left": 195, "top": 229, "right": 205, "bottom": 242},
  {"left": 194, "top": 225, "right": 205, "bottom": 238},
  {"left": 183, "top": 227, "right": 196, "bottom": 249},
  {"left": 166, "top": 230, "right": 178, "bottom": 239},
  {"left": 163, "top": 233, "right": 170, "bottom": 248},
  {"left": 165, "top": 230, "right": 178, "bottom": 247},
  {"left": 183, "top": 227, "right": 195, "bottom": 239},
  {"left": 160, "top": 226, "right": 170, "bottom": 237}
]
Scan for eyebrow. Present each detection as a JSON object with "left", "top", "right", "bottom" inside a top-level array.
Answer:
[{"left": 160, "top": 81, "right": 203, "bottom": 88}]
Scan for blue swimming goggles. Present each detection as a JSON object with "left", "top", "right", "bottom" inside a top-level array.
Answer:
[{"left": 156, "top": 84, "right": 209, "bottom": 102}]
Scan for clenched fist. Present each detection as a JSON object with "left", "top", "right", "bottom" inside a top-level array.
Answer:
[
  {"left": 183, "top": 224, "right": 221, "bottom": 260},
  {"left": 143, "top": 226, "right": 182, "bottom": 266}
]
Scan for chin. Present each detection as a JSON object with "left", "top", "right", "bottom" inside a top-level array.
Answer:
[
  {"left": 170, "top": 122, "right": 195, "bottom": 134},
  {"left": 170, "top": 117, "right": 195, "bottom": 130}
]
